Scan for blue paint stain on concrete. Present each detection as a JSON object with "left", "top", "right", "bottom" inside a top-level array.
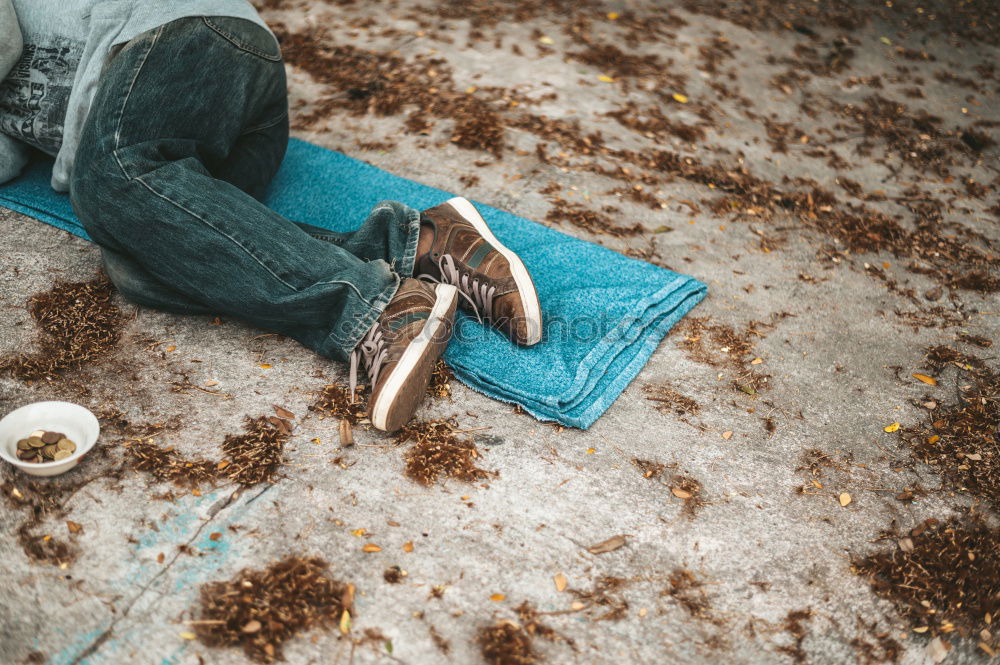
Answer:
[{"left": 55, "top": 489, "right": 267, "bottom": 664}]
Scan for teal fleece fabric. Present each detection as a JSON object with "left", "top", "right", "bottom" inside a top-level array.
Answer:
[{"left": 0, "top": 138, "right": 706, "bottom": 428}]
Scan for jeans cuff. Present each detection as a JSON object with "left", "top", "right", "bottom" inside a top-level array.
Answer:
[
  {"left": 325, "top": 268, "right": 400, "bottom": 359},
  {"left": 393, "top": 205, "right": 422, "bottom": 278}
]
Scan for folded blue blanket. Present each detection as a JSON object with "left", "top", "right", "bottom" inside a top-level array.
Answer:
[{"left": 0, "top": 139, "right": 705, "bottom": 428}]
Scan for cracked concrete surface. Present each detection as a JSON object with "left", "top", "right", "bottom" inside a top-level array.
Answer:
[{"left": 2, "top": 2, "right": 998, "bottom": 664}]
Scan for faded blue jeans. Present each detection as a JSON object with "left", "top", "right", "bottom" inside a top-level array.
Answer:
[{"left": 70, "top": 17, "right": 419, "bottom": 361}]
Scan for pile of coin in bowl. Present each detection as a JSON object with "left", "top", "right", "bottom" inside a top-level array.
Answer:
[{"left": 15, "top": 430, "right": 78, "bottom": 464}]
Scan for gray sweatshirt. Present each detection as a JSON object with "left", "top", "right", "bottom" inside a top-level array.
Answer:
[
  {"left": 0, "top": 0, "right": 271, "bottom": 191},
  {"left": 0, "top": 0, "right": 26, "bottom": 184}
]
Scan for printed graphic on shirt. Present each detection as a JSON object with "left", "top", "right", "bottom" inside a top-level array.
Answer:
[{"left": 0, "top": 37, "right": 83, "bottom": 155}]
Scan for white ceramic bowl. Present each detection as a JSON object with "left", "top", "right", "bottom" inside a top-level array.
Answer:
[{"left": 0, "top": 402, "right": 100, "bottom": 477}]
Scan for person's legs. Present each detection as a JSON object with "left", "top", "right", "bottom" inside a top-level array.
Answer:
[
  {"left": 212, "top": 107, "right": 417, "bottom": 270},
  {"left": 71, "top": 17, "right": 420, "bottom": 361}
]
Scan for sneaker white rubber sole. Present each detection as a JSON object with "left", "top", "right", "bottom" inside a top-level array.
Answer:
[
  {"left": 445, "top": 196, "right": 543, "bottom": 346},
  {"left": 369, "top": 283, "right": 459, "bottom": 432}
]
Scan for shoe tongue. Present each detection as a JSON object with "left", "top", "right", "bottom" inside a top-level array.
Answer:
[{"left": 416, "top": 252, "right": 442, "bottom": 279}]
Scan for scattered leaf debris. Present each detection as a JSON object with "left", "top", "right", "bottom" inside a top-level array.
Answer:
[
  {"left": 674, "top": 314, "right": 790, "bottom": 395},
  {"left": 476, "top": 620, "right": 536, "bottom": 665},
  {"left": 124, "top": 439, "right": 219, "bottom": 488},
  {"left": 569, "top": 575, "right": 630, "bottom": 621},
  {"left": 544, "top": 197, "right": 644, "bottom": 237},
  {"left": 777, "top": 609, "right": 814, "bottom": 664},
  {"left": 852, "top": 511, "right": 998, "bottom": 646},
  {"left": 0, "top": 274, "right": 125, "bottom": 381},
  {"left": 898, "top": 347, "right": 1000, "bottom": 510},
  {"left": 662, "top": 568, "right": 719, "bottom": 624},
  {"left": 193, "top": 556, "right": 351, "bottom": 663},
  {"left": 631, "top": 458, "right": 669, "bottom": 480},
  {"left": 221, "top": 416, "right": 290, "bottom": 487},
  {"left": 309, "top": 384, "right": 367, "bottom": 425},
  {"left": 383, "top": 566, "right": 405, "bottom": 584},
  {"left": 515, "top": 601, "right": 572, "bottom": 645},
  {"left": 426, "top": 359, "right": 454, "bottom": 398},
  {"left": 429, "top": 625, "right": 451, "bottom": 654},
  {"left": 643, "top": 384, "right": 701, "bottom": 416},
  {"left": 671, "top": 474, "right": 706, "bottom": 517},
  {"left": 397, "top": 419, "right": 497, "bottom": 486}
]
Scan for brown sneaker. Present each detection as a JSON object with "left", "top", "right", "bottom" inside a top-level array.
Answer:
[
  {"left": 350, "top": 278, "right": 458, "bottom": 432},
  {"left": 417, "top": 197, "right": 542, "bottom": 346}
]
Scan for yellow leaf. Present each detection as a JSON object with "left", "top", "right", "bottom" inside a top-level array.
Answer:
[
  {"left": 538, "top": 36, "right": 554, "bottom": 45},
  {"left": 880, "top": 36, "right": 892, "bottom": 45},
  {"left": 839, "top": 493, "right": 852, "bottom": 507},
  {"left": 672, "top": 93, "right": 689, "bottom": 103},
  {"left": 913, "top": 626, "right": 929, "bottom": 633},
  {"left": 204, "top": 379, "right": 219, "bottom": 387},
  {"left": 259, "top": 363, "right": 272, "bottom": 369},
  {"left": 607, "top": 11, "right": 620, "bottom": 19},
  {"left": 554, "top": 573, "right": 567, "bottom": 592},
  {"left": 216, "top": 460, "right": 230, "bottom": 470},
  {"left": 884, "top": 422, "right": 900, "bottom": 433},
  {"left": 490, "top": 593, "right": 506, "bottom": 602},
  {"left": 912, "top": 373, "right": 937, "bottom": 386},
  {"left": 812, "top": 479, "right": 823, "bottom": 489},
  {"left": 178, "top": 632, "right": 197, "bottom": 640},
  {"left": 586, "top": 447, "right": 596, "bottom": 454},
  {"left": 339, "top": 609, "right": 351, "bottom": 634},
  {"left": 597, "top": 75, "right": 615, "bottom": 83},
  {"left": 671, "top": 487, "right": 693, "bottom": 499},
  {"left": 721, "top": 431, "right": 733, "bottom": 440},
  {"left": 465, "top": 86, "right": 477, "bottom": 94},
  {"left": 351, "top": 528, "right": 367, "bottom": 537},
  {"left": 402, "top": 541, "right": 414, "bottom": 552},
  {"left": 362, "top": 544, "right": 382, "bottom": 553},
  {"left": 751, "top": 357, "right": 763, "bottom": 365},
  {"left": 928, "top": 435, "right": 940, "bottom": 444},
  {"left": 165, "top": 345, "right": 177, "bottom": 352}
]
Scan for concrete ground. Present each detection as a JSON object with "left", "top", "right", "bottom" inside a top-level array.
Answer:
[{"left": 1, "top": 1, "right": 997, "bottom": 664}]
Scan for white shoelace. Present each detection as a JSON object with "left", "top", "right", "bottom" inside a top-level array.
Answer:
[
  {"left": 348, "top": 322, "right": 388, "bottom": 402},
  {"left": 420, "top": 254, "right": 496, "bottom": 324}
]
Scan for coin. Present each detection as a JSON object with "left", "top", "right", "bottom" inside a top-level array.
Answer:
[
  {"left": 17, "top": 438, "right": 31, "bottom": 450},
  {"left": 57, "top": 438, "right": 75, "bottom": 451},
  {"left": 41, "top": 444, "right": 58, "bottom": 458},
  {"left": 17, "top": 448, "right": 36, "bottom": 460},
  {"left": 53, "top": 450, "right": 72, "bottom": 461},
  {"left": 41, "top": 431, "right": 63, "bottom": 444},
  {"left": 64, "top": 441, "right": 77, "bottom": 454},
  {"left": 28, "top": 436, "right": 45, "bottom": 448},
  {"left": 29, "top": 430, "right": 45, "bottom": 439}
]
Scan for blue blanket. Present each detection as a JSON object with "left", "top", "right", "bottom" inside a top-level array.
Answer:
[{"left": 0, "top": 139, "right": 705, "bottom": 428}]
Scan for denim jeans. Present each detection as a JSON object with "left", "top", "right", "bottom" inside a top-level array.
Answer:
[{"left": 70, "top": 17, "right": 419, "bottom": 361}]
